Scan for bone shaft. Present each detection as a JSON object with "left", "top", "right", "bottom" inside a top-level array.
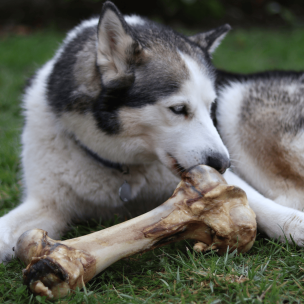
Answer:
[{"left": 61, "top": 196, "right": 180, "bottom": 275}]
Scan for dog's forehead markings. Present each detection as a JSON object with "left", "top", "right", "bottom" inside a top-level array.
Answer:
[
  {"left": 124, "top": 15, "right": 145, "bottom": 26},
  {"left": 179, "top": 52, "right": 216, "bottom": 107}
]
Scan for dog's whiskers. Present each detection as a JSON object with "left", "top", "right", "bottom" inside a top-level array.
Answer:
[{"left": 229, "top": 158, "right": 245, "bottom": 165}]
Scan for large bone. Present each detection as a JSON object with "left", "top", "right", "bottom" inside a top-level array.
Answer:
[{"left": 15, "top": 165, "right": 256, "bottom": 300}]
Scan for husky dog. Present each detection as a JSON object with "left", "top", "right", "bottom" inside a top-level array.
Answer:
[
  {"left": 1, "top": 1, "right": 304, "bottom": 263},
  {"left": 0, "top": 1, "right": 231, "bottom": 262}
]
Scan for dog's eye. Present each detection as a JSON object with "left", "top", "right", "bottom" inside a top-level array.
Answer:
[{"left": 169, "top": 105, "right": 187, "bottom": 116}]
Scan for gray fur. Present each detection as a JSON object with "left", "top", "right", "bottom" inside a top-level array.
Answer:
[
  {"left": 217, "top": 70, "right": 304, "bottom": 205},
  {"left": 240, "top": 75, "right": 304, "bottom": 135}
]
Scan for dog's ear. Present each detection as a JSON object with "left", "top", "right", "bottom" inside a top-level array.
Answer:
[
  {"left": 189, "top": 24, "right": 231, "bottom": 55},
  {"left": 97, "top": 1, "right": 142, "bottom": 86}
]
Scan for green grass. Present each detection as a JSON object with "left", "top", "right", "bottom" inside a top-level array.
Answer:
[
  {"left": 213, "top": 28, "right": 304, "bottom": 72},
  {"left": 1, "top": 27, "right": 304, "bottom": 303},
  {"left": 0, "top": 30, "right": 65, "bottom": 217}
]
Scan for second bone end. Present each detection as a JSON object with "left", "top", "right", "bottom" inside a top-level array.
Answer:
[{"left": 143, "top": 165, "right": 257, "bottom": 255}]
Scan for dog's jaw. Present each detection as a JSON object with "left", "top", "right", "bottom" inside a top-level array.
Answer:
[{"left": 167, "top": 153, "right": 186, "bottom": 177}]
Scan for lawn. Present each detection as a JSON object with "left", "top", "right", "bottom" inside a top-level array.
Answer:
[{"left": 1, "top": 27, "right": 304, "bottom": 303}]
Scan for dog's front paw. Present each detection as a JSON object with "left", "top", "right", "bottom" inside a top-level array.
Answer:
[
  {"left": 274, "top": 210, "right": 304, "bottom": 247},
  {"left": 0, "top": 240, "right": 15, "bottom": 264},
  {"left": 280, "top": 211, "right": 304, "bottom": 246},
  {"left": 0, "top": 226, "right": 16, "bottom": 263}
]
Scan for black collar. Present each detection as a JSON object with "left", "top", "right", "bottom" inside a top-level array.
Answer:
[{"left": 75, "top": 138, "right": 129, "bottom": 174}]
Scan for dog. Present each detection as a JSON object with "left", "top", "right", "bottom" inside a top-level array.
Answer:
[{"left": 0, "top": 1, "right": 303, "bottom": 263}]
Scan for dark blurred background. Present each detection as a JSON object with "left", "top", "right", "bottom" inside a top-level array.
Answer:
[{"left": 1, "top": 0, "right": 304, "bottom": 34}]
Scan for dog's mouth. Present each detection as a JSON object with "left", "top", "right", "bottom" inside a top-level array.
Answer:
[{"left": 167, "top": 153, "right": 186, "bottom": 177}]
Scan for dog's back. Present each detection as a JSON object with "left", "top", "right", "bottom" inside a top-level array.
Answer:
[{"left": 216, "top": 70, "right": 304, "bottom": 210}]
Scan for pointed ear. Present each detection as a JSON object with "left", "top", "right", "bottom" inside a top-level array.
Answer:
[
  {"left": 97, "top": 1, "right": 142, "bottom": 86},
  {"left": 189, "top": 24, "right": 231, "bottom": 55}
]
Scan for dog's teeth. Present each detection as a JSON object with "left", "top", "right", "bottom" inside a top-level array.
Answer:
[{"left": 15, "top": 165, "right": 257, "bottom": 300}]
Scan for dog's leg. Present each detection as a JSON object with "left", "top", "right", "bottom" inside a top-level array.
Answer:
[
  {"left": 0, "top": 198, "right": 68, "bottom": 263},
  {"left": 224, "top": 170, "right": 304, "bottom": 246}
]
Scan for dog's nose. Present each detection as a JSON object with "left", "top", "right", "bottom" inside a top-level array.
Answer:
[{"left": 205, "top": 153, "right": 230, "bottom": 174}]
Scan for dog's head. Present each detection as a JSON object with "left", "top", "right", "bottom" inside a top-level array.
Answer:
[{"left": 55, "top": 1, "right": 230, "bottom": 175}]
